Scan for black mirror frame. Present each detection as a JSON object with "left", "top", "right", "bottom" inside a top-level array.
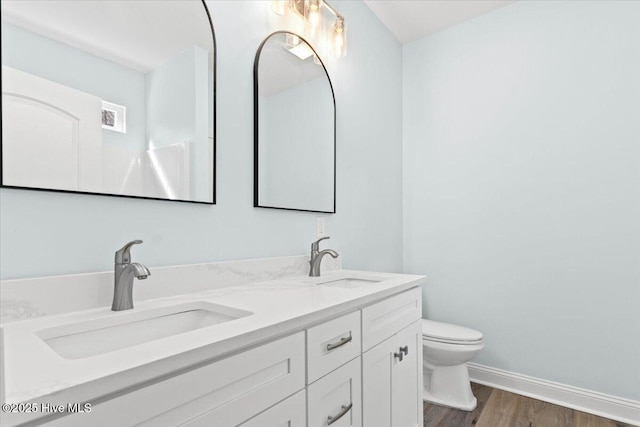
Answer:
[
  {"left": 253, "top": 31, "right": 336, "bottom": 214},
  {"left": 0, "top": 0, "right": 217, "bottom": 205}
]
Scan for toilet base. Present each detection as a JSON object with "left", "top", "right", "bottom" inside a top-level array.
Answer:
[
  {"left": 423, "top": 362, "right": 477, "bottom": 411},
  {"left": 423, "top": 391, "right": 477, "bottom": 411}
]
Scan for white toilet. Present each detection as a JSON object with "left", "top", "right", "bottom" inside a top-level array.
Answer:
[{"left": 421, "top": 319, "right": 484, "bottom": 411}]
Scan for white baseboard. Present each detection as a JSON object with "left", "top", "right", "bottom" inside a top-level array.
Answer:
[{"left": 467, "top": 363, "right": 640, "bottom": 426}]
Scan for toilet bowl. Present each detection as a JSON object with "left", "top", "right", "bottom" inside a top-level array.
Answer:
[{"left": 422, "top": 319, "right": 484, "bottom": 411}]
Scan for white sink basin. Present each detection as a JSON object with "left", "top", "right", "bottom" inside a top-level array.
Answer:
[
  {"left": 36, "top": 301, "right": 253, "bottom": 359},
  {"left": 317, "top": 276, "right": 385, "bottom": 288}
]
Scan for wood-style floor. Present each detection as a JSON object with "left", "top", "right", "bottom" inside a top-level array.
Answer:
[{"left": 423, "top": 383, "right": 634, "bottom": 427}]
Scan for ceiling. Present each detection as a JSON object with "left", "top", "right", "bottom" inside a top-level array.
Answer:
[
  {"left": 363, "top": 0, "right": 513, "bottom": 44},
  {"left": 1, "top": 0, "right": 213, "bottom": 73}
]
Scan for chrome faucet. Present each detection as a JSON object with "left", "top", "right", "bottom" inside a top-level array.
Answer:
[
  {"left": 112, "top": 240, "right": 150, "bottom": 311},
  {"left": 309, "top": 236, "right": 339, "bottom": 277}
]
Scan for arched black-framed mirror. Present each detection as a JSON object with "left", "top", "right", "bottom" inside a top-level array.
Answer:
[
  {"left": 254, "top": 31, "right": 336, "bottom": 213},
  {"left": 1, "top": 0, "right": 217, "bottom": 204}
]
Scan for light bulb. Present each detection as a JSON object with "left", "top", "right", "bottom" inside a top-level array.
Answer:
[
  {"left": 309, "top": 9, "right": 320, "bottom": 28},
  {"left": 308, "top": 0, "right": 322, "bottom": 13}
]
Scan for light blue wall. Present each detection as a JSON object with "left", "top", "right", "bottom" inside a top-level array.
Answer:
[
  {"left": 1, "top": 23, "right": 146, "bottom": 151},
  {"left": 0, "top": 1, "right": 404, "bottom": 278},
  {"left": 403, "top": 0, "right": 640, "bottom": 400}
]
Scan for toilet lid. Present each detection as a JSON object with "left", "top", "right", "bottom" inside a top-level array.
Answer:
[{"left": 422, "top": 319, "right": 483, "bottom": 344}]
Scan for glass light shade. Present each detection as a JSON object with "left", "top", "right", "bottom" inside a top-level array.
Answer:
[
  {"left": 304, "top": 0, "right": 323, "bottom": 37},
  {"left": 271, "top": 0, "right": 287, "bottom": 15},
  {"left": 330, "top": 18, "right": 347, "bottom": 58}
]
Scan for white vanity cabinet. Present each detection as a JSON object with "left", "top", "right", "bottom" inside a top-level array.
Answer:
[
  {"left": 362, "top": 288, "right": 423, "bottom": 427},
  {"left": 48, "top": 333, "right": 306, "bottom": 427},
  {"left": 305, "top": 288, "right": 422, "bottom": 427},
  {"left": 33, "top": 286, "right": 423, "bottom": 427}
]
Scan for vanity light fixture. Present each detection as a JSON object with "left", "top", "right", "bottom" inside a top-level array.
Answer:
[{"left": 270, "top": 0, "right": 347, "bottom": 58}]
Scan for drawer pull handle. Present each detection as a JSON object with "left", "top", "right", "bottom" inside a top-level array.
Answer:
[
  {"left": 326, "top": 335, "right": 352, "bottom": 351},
  {"left": 394, "top": 351, "right": 403, "bottom": 362},
  {"left": 400, "top": 345, "right": 409, "bottom": 356},
  {"left": 327, "top": 403, "right": 353, "bottom": 425}
]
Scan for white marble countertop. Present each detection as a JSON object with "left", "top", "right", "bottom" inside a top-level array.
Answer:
[{"left": 0, "top": 269, "right": 425, "bottom": 424}]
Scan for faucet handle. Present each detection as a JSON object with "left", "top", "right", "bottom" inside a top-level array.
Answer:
[
  {"left": 115, "top": 240, "right": 143, "bottom": 264},
  {"left": 311, "top": 236, "right": 330, "bottom": 251}
]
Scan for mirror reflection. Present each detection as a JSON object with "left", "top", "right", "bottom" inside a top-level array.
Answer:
[
  {"left": 254, "top": 32, "right": 335, "bottom": 213},
  {"left": 1, "top": 0, "right": 215, "bottom": 203}
]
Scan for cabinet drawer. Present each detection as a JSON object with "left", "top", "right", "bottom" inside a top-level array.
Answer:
[
  {"left": 362, "top": 287, "right": 421, "bottom": 351},
  {"left": 49, "top": 332, "right": 305, "bottom": 427},
  {"left": 239, "top": 390, "right": 306, "bottom": 427},
  {"left": 308, "top": 356, "right": 362, "bottom": 427},
  {"left": 307, "top": 310, "right": 361, "bottom": 384}
]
